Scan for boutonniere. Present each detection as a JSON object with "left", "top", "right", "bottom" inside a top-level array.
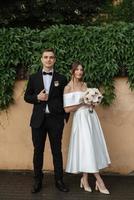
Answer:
[{"left": 54, "top": 80, "right": 59, "bottom": 87}]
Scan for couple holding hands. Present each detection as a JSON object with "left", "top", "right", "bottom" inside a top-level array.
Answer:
[{"left": 24, "top": 48, "right": 111, "bottom": 194}]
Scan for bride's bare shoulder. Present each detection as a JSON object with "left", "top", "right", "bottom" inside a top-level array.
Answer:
[
  {"left": 64, "top": 82, "right": 72, "bottom": 94},
  {"left": 82, "top": 82, "right": 88, "bottom": 90},
  {"left": 83, "top": 82, "right": 87, "bottom": 86}
]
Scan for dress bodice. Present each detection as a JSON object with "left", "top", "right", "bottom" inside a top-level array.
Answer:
[{"left": 63, "top": 91, "right": 84, "bottom": 107}]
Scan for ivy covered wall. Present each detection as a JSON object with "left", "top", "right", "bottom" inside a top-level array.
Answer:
[{"left": 0, "top": 22, "right": 134, "bottom": 109}]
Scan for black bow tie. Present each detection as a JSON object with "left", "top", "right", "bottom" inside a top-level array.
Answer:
[{"left": 43, "top": 71, "right": 53, "bottom": 76}]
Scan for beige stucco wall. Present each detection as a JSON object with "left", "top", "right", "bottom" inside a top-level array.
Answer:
[{"left": 0, "top": 78, "right": 134, "bottom": 174}]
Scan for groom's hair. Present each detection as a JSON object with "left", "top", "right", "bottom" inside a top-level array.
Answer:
[{"left": 41, "top": 48, "right": 56, "bottom": 56}]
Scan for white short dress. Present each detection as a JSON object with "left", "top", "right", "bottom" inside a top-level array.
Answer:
[{"left": 64, "top": 91, "right": 111, "bottom": 173}]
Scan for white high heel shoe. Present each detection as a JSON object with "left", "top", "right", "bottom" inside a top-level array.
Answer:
[
  {"left": 80, "top": 177, "right": 92, "bottom": 192},
  {"left": 95, "top": 181, "right": 110, "bottom": 195}
]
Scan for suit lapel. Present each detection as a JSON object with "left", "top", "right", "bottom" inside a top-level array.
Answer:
[
  {"left": 48, "top": 71, "right": 58, "bottom": 98},
  {"left": 37, "top": 70, "right": 44, "bottom": 91}
]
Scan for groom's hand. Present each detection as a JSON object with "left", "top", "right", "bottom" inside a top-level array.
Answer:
[{"left": 37, "top": 89, "right": 48, "bottom": 101}]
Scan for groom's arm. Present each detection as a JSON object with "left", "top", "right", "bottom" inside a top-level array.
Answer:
[
  {"left": 62, "top": 76, "right": 70, "bottom": 122},
  {"left": 24, "top": 75, "right": 39, "bottom": 104}
]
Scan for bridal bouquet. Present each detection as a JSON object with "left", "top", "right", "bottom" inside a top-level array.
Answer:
[{"left": 80, "top": 88, "right": 103, "bottom": 112}]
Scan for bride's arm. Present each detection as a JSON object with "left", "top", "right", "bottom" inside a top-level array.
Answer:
[{"left": 64, "top": 104, "right": 82, "bottom": 113}]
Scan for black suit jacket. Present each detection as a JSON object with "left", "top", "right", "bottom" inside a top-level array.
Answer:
[{"left": 24, "top": 69, "right": 68, "bottom": 128}]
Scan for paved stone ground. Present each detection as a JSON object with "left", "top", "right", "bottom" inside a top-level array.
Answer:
[{"left": 0, "top": 171, "right": 134, "bottom": 200}]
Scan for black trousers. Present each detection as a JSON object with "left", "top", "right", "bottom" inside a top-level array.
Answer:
[{"left": 31, "top": 114, "right": 64, "bottom": 181}]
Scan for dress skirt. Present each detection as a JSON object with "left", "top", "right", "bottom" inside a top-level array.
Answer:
[{"left": 66, "top": 106, "right": 111, "bottom": 173}]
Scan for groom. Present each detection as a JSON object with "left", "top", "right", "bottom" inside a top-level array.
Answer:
[{"left": 24, "top": 48, "right": 69, "bottom": 193}]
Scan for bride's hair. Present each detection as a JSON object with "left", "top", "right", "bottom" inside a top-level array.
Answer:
[{"left": 71, "top": 61, "right": 84, "bottom": 82}]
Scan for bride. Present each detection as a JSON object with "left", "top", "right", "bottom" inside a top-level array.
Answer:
[{"left": 64, "top": 61, "right": 111, "bottom": 194}]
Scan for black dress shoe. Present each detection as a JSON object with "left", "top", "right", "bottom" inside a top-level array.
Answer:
[
  {"left": 55, "top": 180, "right": 69, "bottom": 192},
  {"left": 31, "top": 180, "right": 42, "bottom": 193}
]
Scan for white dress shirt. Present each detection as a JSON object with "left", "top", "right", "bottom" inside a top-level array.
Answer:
[{"left": 42, "top": 69, "right": 53, "bottom": 113}]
